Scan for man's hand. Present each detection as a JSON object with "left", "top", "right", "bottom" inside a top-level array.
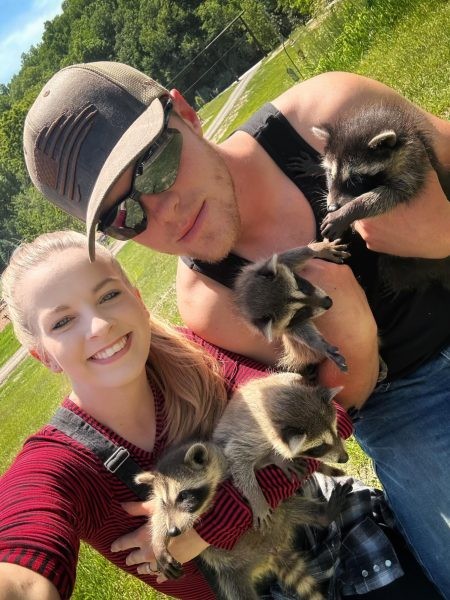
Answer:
[
  {"left": 301, "top": 259, "right": 380, "bottom": 409},
  {"left": 354, "top": 169, "right": 450, "bottom": 258},
  {"left": 111, "top": 500, "right": 209, "bottom": 583}
]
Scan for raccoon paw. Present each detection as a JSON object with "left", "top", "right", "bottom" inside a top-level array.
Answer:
[
  {"left": 326, "top": 480, "right": 354, "bottom": 523},
  {"left": 377, "top": 356, "right": 388, "bottom": 383},
  {"left": 325, "top": 345, "right": 348, "bottom": 372},
  {"left": 251, "top": 500, "right": 273, "bottom": 530},
  {"left": 288, "top": 457, "right": 309, "bottom": 480},
  {"left": 287, "top": 152, "right": 324, "bottom": 178},
  {"left": 255, "top": 510, "right": 274, "bottom": 531},
  {"left": 320, "top": 212, "right": 350, "bottom": 241},
  {"left": 315, "top": 239, "right": 351, "bottom": 263},
  {"left": 157, "top": 551, "right": 183, "bottom": 580}
]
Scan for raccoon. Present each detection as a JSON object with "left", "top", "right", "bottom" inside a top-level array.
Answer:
[
  {"left": 233, "top": 239, "right": 350, "bottom": 375},
  {"left": 213, "top": 371, "right": 348, "bottom": 528},
  {"left": 136, "top": 440, "right": 352, "bottom": 600},
  {"left": 312, "top": 101, "right": 450, "bottom": 293}
]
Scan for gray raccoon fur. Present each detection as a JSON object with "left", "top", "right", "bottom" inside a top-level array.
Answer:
[
  {"left": 213, "top": 371, "right": 348, "bottom": 528},
  {"left": 233, "top": 239, "right": 350, "bottom": 375},
  {"left": 312, "top": 101, "right": 450, "bottom": 293},
  {"left": 136, "top": 439, "right": 352, "bottom": 600}
]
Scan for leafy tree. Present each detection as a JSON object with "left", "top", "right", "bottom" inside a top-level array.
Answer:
[
  {"left": 11, "top": 186, "right": 85, "bottom": 242},
  {"left": 0, "top": 85, "right": 11, "bottom": 114},
  {"left": 0, "top": 0, "right": 293, "bottom": 248},
  {"left": 114, "top": 0, "right": 144, "bottom": 68},
  {"left": 65, "top": 0, "right": 117, "bottom": 63},
  {"left": 0, "top": 92, "right": 36, "bottom": 184},
  {"left": 139, "top": 0, "right": 204, "bottom": 89}
]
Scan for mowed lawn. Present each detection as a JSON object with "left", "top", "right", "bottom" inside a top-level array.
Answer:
[{"left": 0, "top": 0, "right": 447, "bottom": 597}]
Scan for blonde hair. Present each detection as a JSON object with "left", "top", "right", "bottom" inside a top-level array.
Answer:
[{"left": 1, "top": 231, "right": 228, "bottom": 444}]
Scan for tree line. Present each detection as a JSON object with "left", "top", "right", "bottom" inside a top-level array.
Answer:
[{"left": 0, "top": 0, "right": 319, "bottom": 270}]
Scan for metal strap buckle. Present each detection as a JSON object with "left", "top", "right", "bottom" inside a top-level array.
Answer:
[{"left": 104, "top": 447, "right": 130, "bottom": 473}]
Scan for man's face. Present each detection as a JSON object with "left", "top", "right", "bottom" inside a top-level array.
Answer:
[{"left": 106, "top": 117, "right": 241, "bottom": 262}]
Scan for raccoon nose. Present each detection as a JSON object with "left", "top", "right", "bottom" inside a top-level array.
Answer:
[
  {"left": 338, "top": 451, "right": 349, "bottom": 463},
  {"left": 168, "top": 526, "right": 181, "bottom": 537},
  {"left": 322, "top": 296, "right": 333, "bottom": 309}
]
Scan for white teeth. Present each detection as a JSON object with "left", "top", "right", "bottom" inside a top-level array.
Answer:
[{"left": 91, "top": 335, "right": 128, "bottom": 360}]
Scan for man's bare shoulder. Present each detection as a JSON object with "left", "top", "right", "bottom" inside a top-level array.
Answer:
[
  {"left": 272, "top": 71, "right": 450, "bottom": 155},
  {"left": 272, "top": 72, "right": 401, "bottom": 148}
]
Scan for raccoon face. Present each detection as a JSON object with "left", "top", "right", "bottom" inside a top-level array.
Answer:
[
  {"left": 235, "top": 257, "right": 332, "bottom": 342},
  {"left": 321, "top": 154, "right": 388, "bottom": 211},
  {"left": 156, "top": 481, "right": 212, "bottom": 538},
  {"left": 274, "top": 383, "right": 348, "bottom": 463},
  {"left": 293, "top": 275, "right": 333, "bottom": 315},
  {"left": 314, "top": 121, "right": 400, "bottom": 210},
  {"left": 136, "top": 442, "right": 226, "bottom": 537}
]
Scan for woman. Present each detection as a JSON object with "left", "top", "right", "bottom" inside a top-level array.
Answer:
[{"left": 0, "top": 231, "right": 441, "bottom": 600}]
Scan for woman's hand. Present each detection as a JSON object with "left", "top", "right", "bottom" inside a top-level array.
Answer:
[
  {"left": 111, "top": 500, "right": 209, "bottom": 583},
  {"left": 354, "top": 169, "right": 450, "bottom": 258}
]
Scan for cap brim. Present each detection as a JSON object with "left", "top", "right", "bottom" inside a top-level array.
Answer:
[{"left": 87, "top": 97, "right": 165, "bottom": 260}]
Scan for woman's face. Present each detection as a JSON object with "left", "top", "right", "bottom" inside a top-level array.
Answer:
[{"left": 21, "top": 247, "right": 151, "bottom": 393}]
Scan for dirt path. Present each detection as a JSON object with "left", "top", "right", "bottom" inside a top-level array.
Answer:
[{"left": 203, "top": 61, "right": 261, "bottom": 140}]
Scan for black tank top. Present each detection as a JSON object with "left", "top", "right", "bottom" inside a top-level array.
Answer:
[{"left": 182, "top": 103, "right": 450, "bottom": 380}]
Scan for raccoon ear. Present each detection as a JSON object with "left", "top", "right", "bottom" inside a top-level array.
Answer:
[
  {"left": 258, "top": 254, "right": 278, "bottom": 277},
  {"left": 135, "top": 471, "right": 156, "bottom": 489},
  {"left": 281, "top": 426, "right": 307, "bottom": 454},
  {"left": 258, "top": 318, "right": 274, "bottom": 342},
  {"left": 311, "top": 125, "right": 330, "bottom": 142},
  {"left": 184, "top": 443, "right": 209, "bottom": 470},
  {"left": 368, "top": 130, "right": 397, "bottom": 149},
  {"left": 325, "top": 386, "right": 344, "bottom": 401}
]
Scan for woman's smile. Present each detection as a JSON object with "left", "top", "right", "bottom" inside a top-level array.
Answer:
[{"left": 89, "top": 333, "right": 132, "bottom": 363}]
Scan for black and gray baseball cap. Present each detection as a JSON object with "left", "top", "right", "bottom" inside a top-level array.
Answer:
[{"left": 23, "top": 61, "right": 170, "bottom": 259}]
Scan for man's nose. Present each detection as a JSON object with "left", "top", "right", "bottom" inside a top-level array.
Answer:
[{"left": 141, "top": 189, "right": 180, "bottom": 224}]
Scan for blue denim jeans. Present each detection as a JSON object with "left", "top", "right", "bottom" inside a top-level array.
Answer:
[{"left": 352, "top": 344, "right": 450, "bottom": 599}]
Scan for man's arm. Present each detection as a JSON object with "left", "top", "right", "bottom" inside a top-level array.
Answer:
[
  {"left": 0, "top": 564, "right": 60, "bottom": 600},
  {"left": 177, "top": 258, "right": 379, "bottom": 410}
]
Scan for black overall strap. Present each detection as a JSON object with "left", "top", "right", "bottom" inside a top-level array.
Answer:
[{"left": 50, "top": 407, "right": 149, "bottom": 500}]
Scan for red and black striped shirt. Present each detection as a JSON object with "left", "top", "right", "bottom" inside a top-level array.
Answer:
[{"left": 0, "top": 332, "right": 352, "bottom": 599}]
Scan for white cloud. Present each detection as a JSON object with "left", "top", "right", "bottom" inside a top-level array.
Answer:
[{"left": 0, "top": 0, "right": 63, "bottom": 84}]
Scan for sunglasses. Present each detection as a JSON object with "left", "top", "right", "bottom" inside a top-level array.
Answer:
[{"left": 99, "top": 99, "right": 183, "bottom": 241}]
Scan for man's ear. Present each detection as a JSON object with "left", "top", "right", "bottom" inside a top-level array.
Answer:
[
  {"left": 132, "top": 287, "right": 150, "bottom": 316},
  {"left": 169, "top": 89, "right": 203, "bottom": 136},
  {"left": 29, "top": 348, "right": 62, "bottom": 373}
]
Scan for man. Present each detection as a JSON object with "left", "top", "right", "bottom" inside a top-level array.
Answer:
[{"left": 23, "top": 61, "right": 450, "bottom": 596}]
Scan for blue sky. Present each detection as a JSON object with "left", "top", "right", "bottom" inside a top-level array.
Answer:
[{"left": 0, "top": 0, "right": 63, "bottom": 85}]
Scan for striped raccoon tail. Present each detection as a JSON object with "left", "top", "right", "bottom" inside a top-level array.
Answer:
[{"left": 276, "top": 548, "right": 326, "bottom": 600}]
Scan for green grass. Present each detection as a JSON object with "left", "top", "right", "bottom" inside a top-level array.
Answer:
[
  {"left": 356, "top": 0, "right": 450, "bottom": 115},
  {"left": 212, "top": 0, "right": 449, "bottom": 142},
  {"left": 116, "top": 242, "right": 180, "bottom": 324},
  {"left": 0, "top": 322, "right": 21, "bottom": 368},
  {"left": 1, "top": 0, "right": 447, "bottom": 595}
]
